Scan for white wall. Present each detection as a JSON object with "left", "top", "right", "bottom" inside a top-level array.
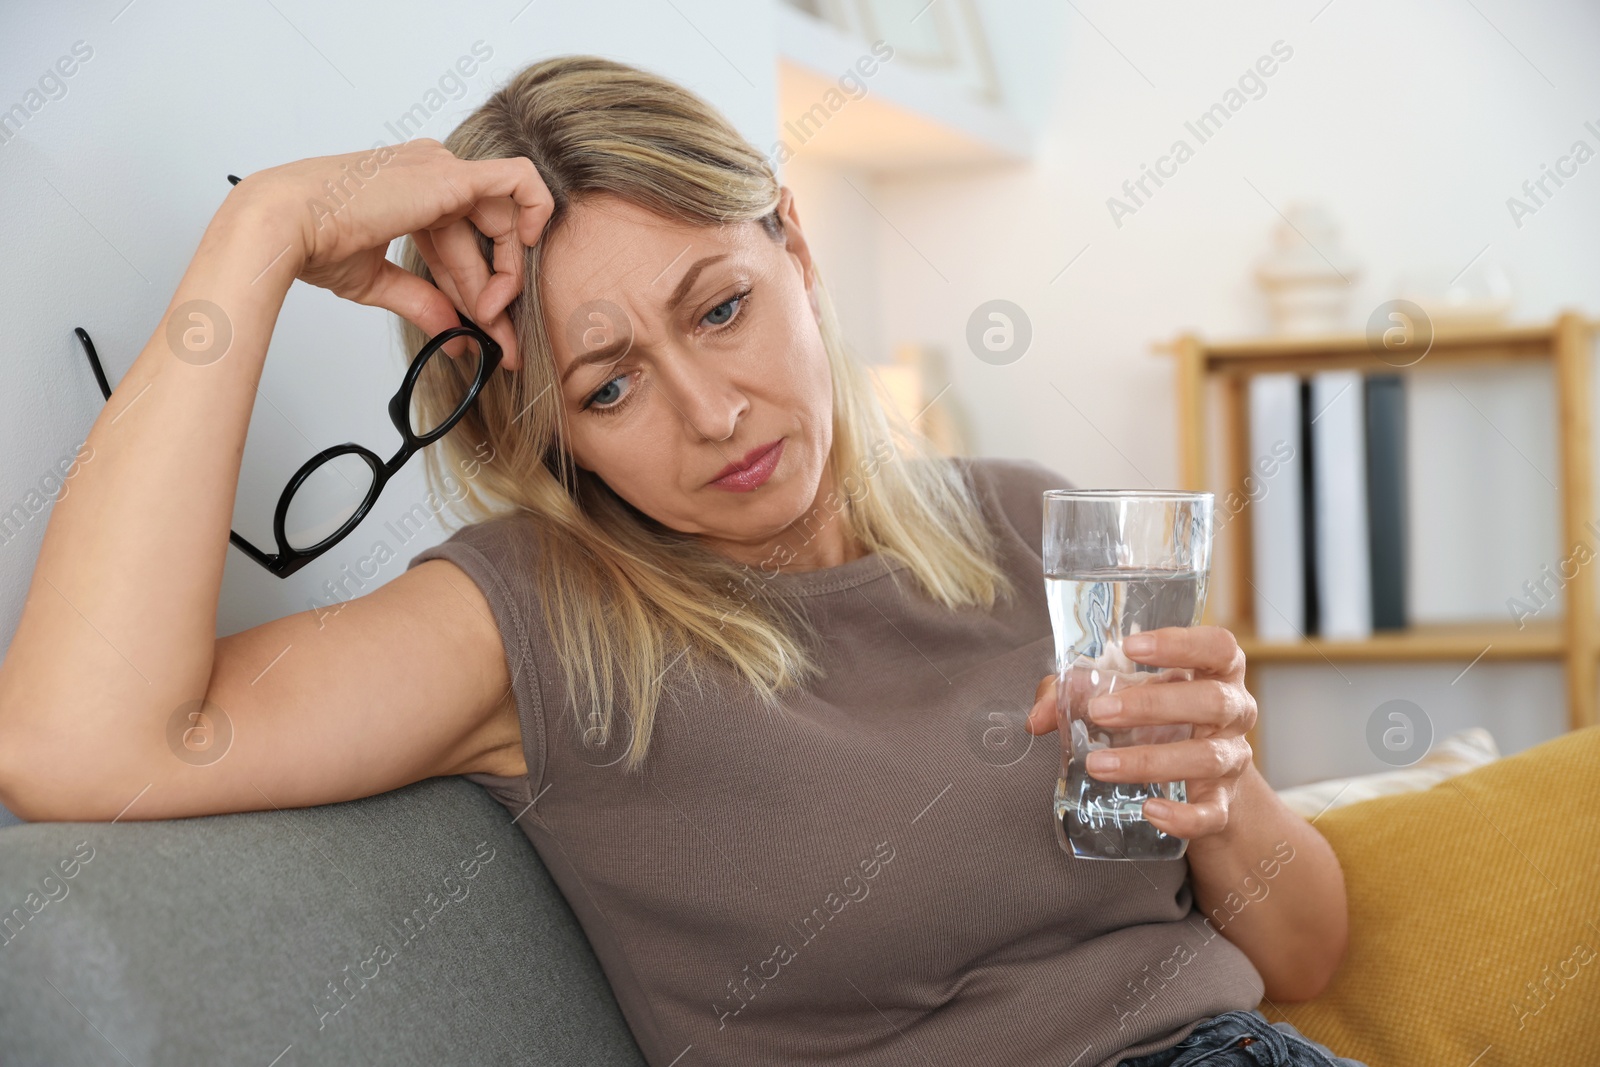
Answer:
[{"left": 824, "top": 0, "right": 1600, "bottom": 784}]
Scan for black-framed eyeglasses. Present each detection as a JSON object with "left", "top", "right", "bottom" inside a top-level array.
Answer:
[{"left": 74, "top": 186, "right": 503, "bottom": 578}]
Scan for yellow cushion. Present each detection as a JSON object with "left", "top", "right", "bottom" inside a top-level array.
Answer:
[{"left": 1258, "top": 724, "right": 1600, "bottom": 1065}]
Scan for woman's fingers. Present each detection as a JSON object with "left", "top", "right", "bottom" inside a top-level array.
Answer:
[
  {"left": 279, "top": 143, "right": 552, "bottom": 368},
  {"left": 402, "top": 223, "right": 514, "bottom": 365},
  {"left": 413, "top": 221, "right": 509, "bottom": 359},
  {"left": 430, "top": 207, "right": 523, "bottom": 360},
  {"left": 1123, "top": 626, "right": 1247, "bottom": 679},
  {"left": 408, "top": 227, "right": 475, "bottom": 358},
  {"left": 1087, "top": 676, "right": 1255, "bottom": 735},
  {"left": 1033, "top": 673, "right": 1054, "bottom": 705},
  {"left": 1028, "top": 672, "right": 1256, "bottom": 737},
  {"left": 427, "top": 189, "right": 499, "bottom": 306},
  {"left": 456, "top": 153, "right": 554, "bottom": 247},
  {"left": 417, "top": 175, "right": 536, "bottom": 364},
  {"left": 1026, "top": 673, "right": 1058, "bottom": 734},
  {"left": 1141, "top": 792, "right": 1230, "bottom": 839},
  {"left": 434, "top": 158, "right": 551, "bottom": 321},
  {"left": 348, "top": 144, "right": 553, "bottom": 266},
  {"left": 471, "top": 193, "right": 530, "bottom": 320},
  {"left": 265, "top": 141, "right": 554, "bottom": 275},
  {"left": 357, "top": 257, "right": 468, "bottom": 347},
  {"left": 1083, "top": 734, "right": 1252, "bottom": 786}
]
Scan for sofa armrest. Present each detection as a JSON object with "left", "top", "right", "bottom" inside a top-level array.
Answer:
[
  {"left": 0, "top": 775, "right": 647, "bottom": 1067},
  {"left": 1262, "top": 723, "right": 1600, "bottom": 1064}
]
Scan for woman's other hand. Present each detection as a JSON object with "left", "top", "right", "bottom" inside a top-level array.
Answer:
[
  {"left": 228, "top": 139, "right": 554, "bottom": 367},
  {"left": 1024, "top": 625, "right": 1258, "bottom": 844}
]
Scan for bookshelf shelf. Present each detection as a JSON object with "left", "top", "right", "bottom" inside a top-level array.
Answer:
[
  {"left": 1162, "top": 311, "right": 1596, "bottom": 771},
  {"left": 1235, "top": 618, "right": 1565, "bottom": 664},
  {"left": 1193, "top": 322, "right": 1560, "bottom": 376}
]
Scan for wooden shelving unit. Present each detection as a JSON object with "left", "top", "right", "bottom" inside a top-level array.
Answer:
[
  {"left": 1235, "top": 617, "right": 1567, "bottom": 663},
  {"left": 1162, "top": 311, "right": 1597, "bottom": 764}
]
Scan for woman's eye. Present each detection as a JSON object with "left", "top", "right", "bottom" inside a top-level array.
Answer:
[
  {"left": 584, "top": 291, "right": 749, "bottom": 415},
  {"left": 703, "top": 293, "right": 742, "bottom": 326},
  {"left": 587, "top": 374, "right": 627, "bottom": 410}
]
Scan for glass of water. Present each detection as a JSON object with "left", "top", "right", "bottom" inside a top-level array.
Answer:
[{"left": 1043, "top": 490, "right": 1213, "bottom": 862}]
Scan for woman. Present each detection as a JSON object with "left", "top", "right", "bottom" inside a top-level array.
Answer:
[{"left": 0, "top": 55, "right": 1361, "bottom": 1067}]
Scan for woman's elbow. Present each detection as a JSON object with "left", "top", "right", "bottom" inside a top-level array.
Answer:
[{"left": 1264, "top": 915, "right": 1349, "bottom": 1002}]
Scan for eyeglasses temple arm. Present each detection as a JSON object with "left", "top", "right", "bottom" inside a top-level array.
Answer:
[
  {"left": 74, "top": 327, "right": 114, "bottom": 402},
  {"left": 227, "top": 530, "right": 277, "bottom": 571},
  {"left": 75, "top": 177, "right": 240, "bottom": 396}
]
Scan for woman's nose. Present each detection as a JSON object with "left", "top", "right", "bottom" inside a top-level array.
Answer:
[{"left": 657, "top": 350, "right": 749, "bottom": 442}]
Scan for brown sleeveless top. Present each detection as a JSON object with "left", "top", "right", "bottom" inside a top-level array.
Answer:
[{"left": 405, "top": 455, "right": 1263, "bottom": 1067}]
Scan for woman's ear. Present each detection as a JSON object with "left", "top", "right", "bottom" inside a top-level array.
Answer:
[{"left": 774, "top": 186, "right": 821, "bottom": 324}]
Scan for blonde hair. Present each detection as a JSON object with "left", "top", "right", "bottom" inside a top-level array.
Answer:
[{"left": 398, "top": 55, "right": 1014, "bottom": 771}]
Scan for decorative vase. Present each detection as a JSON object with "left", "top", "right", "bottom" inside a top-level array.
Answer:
[{"left": 1254, "top": 204, "right": 1362, "bottom": 335}]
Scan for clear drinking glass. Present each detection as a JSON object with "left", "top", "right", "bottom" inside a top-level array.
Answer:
[{"left": 1043, "top": 490, "right": 1214, "bottom": 862}]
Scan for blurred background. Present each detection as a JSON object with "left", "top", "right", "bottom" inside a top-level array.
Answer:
[{"left": 2, "top": 0, "right": 1598, "bottom": 827}]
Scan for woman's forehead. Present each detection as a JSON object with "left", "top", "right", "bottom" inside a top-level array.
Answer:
[
  {"left": 539, "top": 198, "right": 763, "bottom": 328},
  {"left": 544, "top": 198, "right": 731, "bottom": 283}
]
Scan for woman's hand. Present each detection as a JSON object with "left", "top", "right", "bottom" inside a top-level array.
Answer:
[
  {"left": 1024, "top": 625, "right": 1258, "bottom": 844},
  {"left": 228, "top": 138, "right": 554, "bottom": 367}
]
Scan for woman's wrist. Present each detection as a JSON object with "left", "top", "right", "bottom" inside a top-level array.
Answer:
[
  {"left": 206, "top": 184, "right": 308, "bottom": 293},
  {"left": 1184, "top": 760, "right": 1349, "bottom": 999},
  {"left": 138, "top": 188, "right": 306, "bottom": 387}
]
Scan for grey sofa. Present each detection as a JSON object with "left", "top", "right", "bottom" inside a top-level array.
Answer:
[{"left": 0, "top": 777, "right": 648, "bottom": 1066}]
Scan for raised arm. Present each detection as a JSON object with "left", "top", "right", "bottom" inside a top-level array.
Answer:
[{"left": 0, "top": 141, "right": 552, "bottom": 821}]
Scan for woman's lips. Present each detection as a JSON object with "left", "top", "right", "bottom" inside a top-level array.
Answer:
[{"left": 709, "top": 438, "right": 784, "bottom": 491}]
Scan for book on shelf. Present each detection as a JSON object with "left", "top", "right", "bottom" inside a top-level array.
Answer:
[
  {"left": 1299, "top": 379, "right": 1320, "bottom": 638},
  {"left": 1311, "top": 371, "right": 1373, "bottom": 640},
  {"left": 1244, "top": 371, "right": 1410, "bottom": 641},
  {"left": 1247, "top": 373, "right": 1305, "bottom": 640},
  {"left": 1365, "top": 374, "right": 1409, "bottom": 631}
]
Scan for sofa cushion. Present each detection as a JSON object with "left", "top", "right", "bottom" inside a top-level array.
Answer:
[{"left": 1260, "top": 724, "right": 1600, "bottom": 1065}]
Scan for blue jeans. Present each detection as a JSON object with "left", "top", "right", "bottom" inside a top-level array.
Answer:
[{"left": 1117, "top": 1009, "right": 1369, "bottom": 1066}]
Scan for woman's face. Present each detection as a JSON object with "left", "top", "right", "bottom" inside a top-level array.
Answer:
[{"left": 537, "top": 187, "right": 840, "bottom": 569}]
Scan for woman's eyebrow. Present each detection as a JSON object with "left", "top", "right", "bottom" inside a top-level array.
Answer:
[
  {"left": 665, "top": 253, "right": 729, "bottom": 310},
  {"left": 559, "top": 253, "right": 734, "bottom": 387},
  {"left": 561, "top": 342, "right": 630, "bottom": 386}
]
